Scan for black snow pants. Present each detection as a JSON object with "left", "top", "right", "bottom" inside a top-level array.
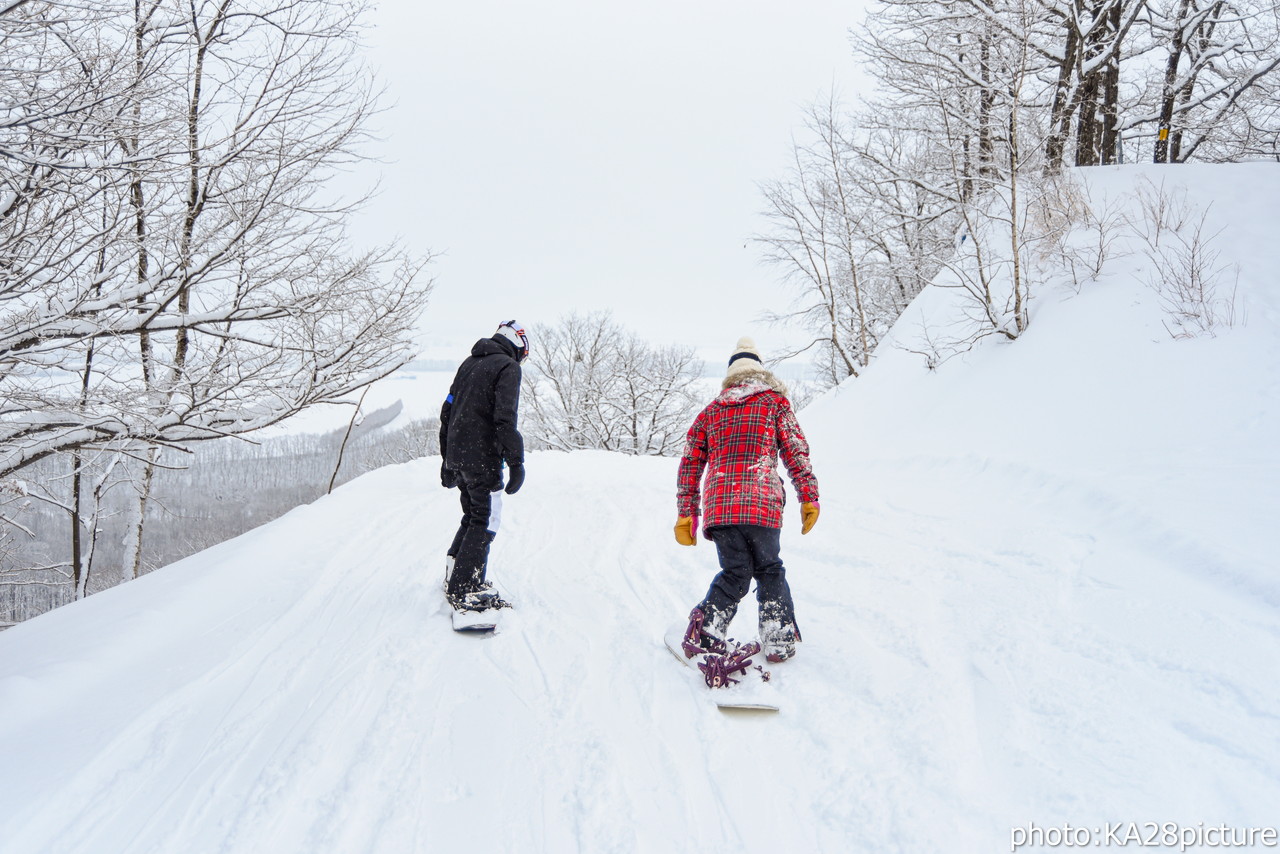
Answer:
[
  {"left": 697, "top": 524, "right": 800, "bottom": 644},
  {"left": 446, "top": 471, "right": 502, "bottom": 597}
]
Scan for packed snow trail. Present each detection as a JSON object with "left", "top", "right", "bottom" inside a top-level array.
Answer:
[
  {"left": 2, "top": 163, "right": 1279, "bottom": 852},
  {"left": 1, "top": 454, "right": 880, "bottom": 853},
  {"left": 2, "top": 447, "right": 1276, "bottom": 853}
]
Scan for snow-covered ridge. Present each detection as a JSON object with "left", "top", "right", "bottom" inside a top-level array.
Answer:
[{"left": 1, "top": 164, "right": 1277, "bottom": 853}]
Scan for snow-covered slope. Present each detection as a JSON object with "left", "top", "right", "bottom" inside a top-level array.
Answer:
[{"left": 2, "top": 164, "right": 1278, "bottom": 853}]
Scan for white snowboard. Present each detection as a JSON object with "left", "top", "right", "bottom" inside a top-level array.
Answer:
[
  {"left": 451, "top": 606, "right": 501, "bottom": 633},
  {"left": 664, "top": 623, "right": 779, "bottom": 712}
]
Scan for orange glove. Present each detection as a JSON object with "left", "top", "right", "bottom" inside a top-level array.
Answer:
[
  {"left": 674, "top": 516, "right": 698, "bottom": 546},
  {"left": 801, "top": 502, "right": 820, "bottom": 534}
]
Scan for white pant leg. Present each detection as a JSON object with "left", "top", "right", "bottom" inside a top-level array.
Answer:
[{"left": 488, "top": 491, "right": 503, "bottom": 535}]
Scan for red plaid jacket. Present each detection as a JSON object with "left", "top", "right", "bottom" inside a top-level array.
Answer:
[{"left": 676, "top": 382, "right": 818, "bottom": 532}]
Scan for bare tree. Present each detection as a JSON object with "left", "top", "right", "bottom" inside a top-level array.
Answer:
[
  {"left": 0, "top": 0, "right": 434, "bottom": 598},
  {"left": 1042, "top": 0, "right": 1149, "bottom": 169},
  {"left": 756, "top": 95, "right": 965, "bottom": 387},
  {"left": 1141, "top": 0, "right": 1280, "bottom": 163},
  {"left": 0, "top": 0, "right": 432, "bottom": 478},
  {"left": 522, "top": 312, "right": 704, "bottom": 455},
  {"left": 757, "top": 100, "right": 897, "bottom": 384},
  {"left": 754, "top": 0, "right": 1274, "bottom": 373},
  {"left": 1128, "top": 177, "right": 1240, "bottom": 336}
]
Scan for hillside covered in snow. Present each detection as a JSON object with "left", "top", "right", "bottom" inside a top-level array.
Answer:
[{"left": 1, "top": 164, "right": 1278, "bottom": 853}]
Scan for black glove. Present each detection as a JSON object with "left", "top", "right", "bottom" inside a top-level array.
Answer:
[
  {"left": 440, "top": 463, "right": 457, "bottom": 489},
  {"left": 504, "top": 463, "right": 525, "bottom": 495}
]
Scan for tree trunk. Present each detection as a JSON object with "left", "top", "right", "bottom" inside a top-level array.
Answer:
[
  {"left": 1099, "top": 2, "right": 1122, "bottom": 164},
  {"left": 1155, "top": 0, "right": 1193, "bottom": 163},
  {"left": 70, "top": 454, "right": 83, "bottom": 597},
  {"left": 133, "top": 1, "right": 153, "bottom": 383},
  {"left": 328, "top": 387, "right": 370, "bottom": 494},
  {"left": 123, "top": 447, "right": 158, "bottom": 581},
  {"left": 979, "top": 36, "right": 996, "bottom": 179},
  {"left": 1045, "top": 12, "right": 1082, "bottom": 170},
  {"left": 1075, "top": 75, "right": 1101, "bottom": 165},
  {"left": 1009, "top": 108, "right": 1027, "bottom": 335}
]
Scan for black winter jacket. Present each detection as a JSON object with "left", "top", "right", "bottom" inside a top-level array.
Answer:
[{"left": 440, "top": 335, "right": 525, "bottom": 490}]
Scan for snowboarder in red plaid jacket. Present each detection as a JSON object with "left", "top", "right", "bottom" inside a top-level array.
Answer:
[{"left": 674, "top": 337, "right": 819, "bottom": 662}]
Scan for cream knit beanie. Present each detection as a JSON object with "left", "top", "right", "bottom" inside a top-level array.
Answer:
[{"left": 725, "top": 336, "right": 763, "bottom": 380}]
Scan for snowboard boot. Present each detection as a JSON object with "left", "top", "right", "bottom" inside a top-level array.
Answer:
[
  {"left": 681, "top": 607, "right": 728, "bottom": 659},
  {"left": 449, "top": 580, "right": 512, "bottom": 613},
  {"left": 761, "top": 624, "right": 801, "bottom": 663},
  {"left": 443, "top": 555, "right": 455, "bottom": 593}
]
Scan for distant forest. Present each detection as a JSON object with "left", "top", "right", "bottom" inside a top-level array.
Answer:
[{"left": 1, "top": 405, "right": 436, "bottom": 623}]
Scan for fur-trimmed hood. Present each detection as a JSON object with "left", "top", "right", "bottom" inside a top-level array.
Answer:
[{"left": 719, "top": 366, "right": 789, "bottom": 401}]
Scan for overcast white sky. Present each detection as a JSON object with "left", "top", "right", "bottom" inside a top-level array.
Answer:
[{"left": 345, "top": 0, "right": 870, "bottom": 371}]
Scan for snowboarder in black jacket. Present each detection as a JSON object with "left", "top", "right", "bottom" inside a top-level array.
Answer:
[{"left": 439, "top": 320, "right": 528, "bottom": 610}]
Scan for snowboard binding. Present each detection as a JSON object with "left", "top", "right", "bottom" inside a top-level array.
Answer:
[
  {"left": 447, "top": 581, "right": 512, "bottom": 613},
  {"left": 697, "top": 640, "right": 763, "bottom": 689},
  {"left": 680, "top": 608, "right": 727, "bottom": 658}
]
